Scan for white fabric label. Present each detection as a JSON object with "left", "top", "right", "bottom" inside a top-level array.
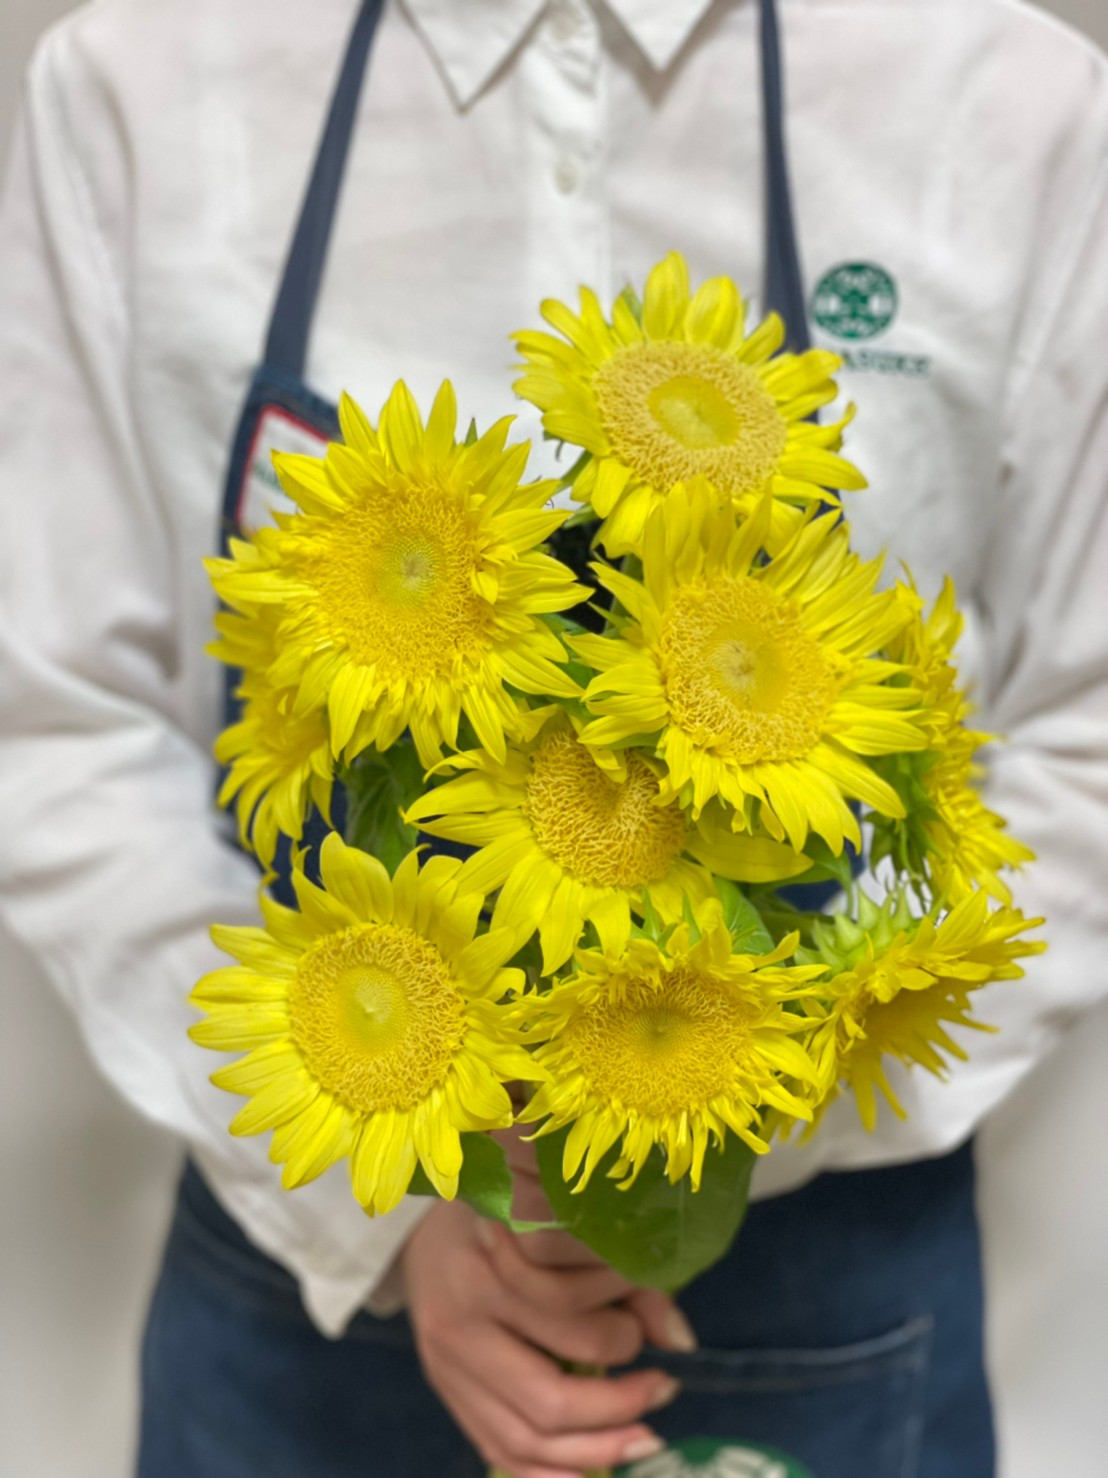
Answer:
[{"left": 236, "top": 405, "right": 332, "bottom": 536}]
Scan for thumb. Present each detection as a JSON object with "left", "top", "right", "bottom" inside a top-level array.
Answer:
[{"left": 625, "top": 1288, "right": 698, "bottom": 1353}]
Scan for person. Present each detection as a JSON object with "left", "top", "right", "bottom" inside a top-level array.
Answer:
[{"left": 1, "top": 1, "right": 1106, "bottom": 1475}]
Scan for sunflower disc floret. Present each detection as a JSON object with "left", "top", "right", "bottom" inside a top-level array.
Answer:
[
  {"left": 517, "top": 913, "right": 825, "bottom": 1193},
  {"left": 514, "top": 251, "right": 866, "bottom": 555},
  {"left": 406, "top": 709, "right": 809, "bottom": 974},
  {"left": 875, "top": 579, "right": 1035, "bottom": 904},
  {"left": 810, "top": 888, "right": 1045, "bottom": 1129},
  {"left": 573, "top": 479, "right": 928, "bottom": 852},
  {"left": 210, "top": 604, "right": 333, "bottom": 866},
  {"left": 206, "top": 382, "right": 586, "bottom": 769},
  {"left": 189, "top": 835, "right": 540, "bottom": 1214}
]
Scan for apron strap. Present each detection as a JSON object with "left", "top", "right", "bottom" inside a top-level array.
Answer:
[
  {"left": 264, "top": 0, "right": 387, "bottom": 376},
  {"left": 263, "top": 0, "right": 809, "bottom": 372},
  {"left": 760, "top": 0, "right": 812, "bottom": 350}
]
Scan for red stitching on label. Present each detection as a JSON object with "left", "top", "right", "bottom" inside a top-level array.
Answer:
[{"left": 235, "top": 404, "right": 331, "bottom": 528}]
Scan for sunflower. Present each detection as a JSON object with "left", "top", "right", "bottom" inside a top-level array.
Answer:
[
  {"left": 205, "top": 382, "right": 587, "bottom": 770},
  {"left": 514, "top": 251, "right": 866, "bottom": 555},
  {"left": 406, "top": 710, "right": 809, "bottom": 974},
  {"left": 517, "top": 913, "right": 825, "bottom": 1192},
  {"left": 882, "top": 579, "right": 1034, "bottom": 904},
  {"left": 573, "top": 480, "right": 927, "bottom": 854},
  {"left": 812, "top": 889, "right": 1045, "bottom": 1130},
  {"left": 920, "top": 738, "right": 1035, "bottom": 905},
  {"left": 210, "top": 606, "right": 333, "bottom": 866},
  {"left": 189, "top": 835, "right": 539, "bottom": 1214}
]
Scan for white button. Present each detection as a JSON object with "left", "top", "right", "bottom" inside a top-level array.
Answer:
[
  {"left": 547, "top": 1, "right": 579, "bottom": 43},
  {"left": 554, "top": 158, "right": 581, "bottom": 195}
]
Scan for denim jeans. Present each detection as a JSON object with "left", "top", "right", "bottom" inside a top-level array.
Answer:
[{"left": 137, "top": 1144, "right": 993, "bottom": 1477}]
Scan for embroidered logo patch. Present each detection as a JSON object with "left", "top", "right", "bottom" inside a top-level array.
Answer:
[
  {"left": 812, "top": 262, "right": 898, "bottom": 342},
  {"left": 621, "top": 1438, "right": 814, "bottom": 1477}
]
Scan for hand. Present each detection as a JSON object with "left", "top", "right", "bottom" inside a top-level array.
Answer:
[
  {"left": 403, "top": 1197, "right": 686, "bottom": 1478},
  {"left": 494, "top": 1125, "right": 699, "bottom": 1356}
]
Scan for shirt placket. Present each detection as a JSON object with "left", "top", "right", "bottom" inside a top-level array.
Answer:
[{"left": 521, "top": 0, "right": 610, "bottom": 316}]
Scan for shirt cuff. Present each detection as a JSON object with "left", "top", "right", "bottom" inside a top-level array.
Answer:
[{"left": 191, "top": 1139, "right": 433, "bottom": 1337}]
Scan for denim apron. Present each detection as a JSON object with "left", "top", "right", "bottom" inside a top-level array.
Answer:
[{"left": 139, "top": 3, "right": 995, "bottom": 1473}]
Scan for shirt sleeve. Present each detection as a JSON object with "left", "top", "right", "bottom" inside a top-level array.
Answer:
[
  {"left": 0, "top": 34, "right": 428, "bottom": 1337},
  {"left": 963, "top": 139, "right": 1108, "bottom": 1120},
  {"left": 754, "top": 72, "right": 1108, "bottom": 1200}
]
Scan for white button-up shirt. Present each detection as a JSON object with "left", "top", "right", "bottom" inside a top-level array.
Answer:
[{"left": 1, "top": 0, "right": 1106, "bottom": 1336}]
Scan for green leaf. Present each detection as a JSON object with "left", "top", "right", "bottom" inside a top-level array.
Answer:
[
  {"left": 637, "top": 888, "right": 664, "bottom": 944},
  {"left": 408, "top": 1133, "right": 517, "bottom": 1225},
  {"left": 508, "top": 929, "right": 546, "bottom": 986},
  {"left": 535, "top": 1126, "right": 756, "bottom": 1293},
  {"left": 771, "top": 834, "right": 855, "bottom": 896},
  {"left": 342, "top": 742, "right": 426, "bottom": 872},
  {"left": 544, "top": 612, "right": 589, "bottom": 638},
  {"left": 464, "top": 417, "right": 479, "bottom": 447},
  {"left": 556, "top": 447, "right": 593, "bottom": 491},
  {"left": 716, "top": 880, "right": 776, "bottom": 956},
  {"left": 681, "top": 892, "right": 703, "bottom": 944},
  {"left": 563, "top": 500, "right": 600, "bottom": 529}
]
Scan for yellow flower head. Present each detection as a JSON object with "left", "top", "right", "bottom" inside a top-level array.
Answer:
[
  {"left": 514, "top": 251, "right": 866, "bottom": 555},
  {"left": 406, "top": 709, "right": 810, "bottom": 975},
  {"left": 573, "top": 480, "right": 927, "bottom": 853},
  {"left": 206, "top": 383, "right": 587, "bottom": 769},
  {"left": 920, "top": 739, "right": 1036, "bottom": 905},
  {"left": 518, "top": 913, "right": 825, "bottom": 1192},
  {"left": 886, "top": 579, "right": 1034, "bottom": 904},
  {"left": 814, "top": 889, "right": 1045, "bottom": 1130},
  {"left": 890, "top": 577, "right": 964, "bottom": 724},
  {"left": 190, "top": 835, "right": 540, "bottom": 1214},
  {"left": 211, "top": 606, "right": 333, "bottom": 866}
]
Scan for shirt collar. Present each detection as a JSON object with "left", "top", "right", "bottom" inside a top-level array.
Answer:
[
  {"left": 402, "top": 0, "right": 719, "bottom": 109},
  {"left": 604, "top": 0, "right": 718, "bottom": 71}
]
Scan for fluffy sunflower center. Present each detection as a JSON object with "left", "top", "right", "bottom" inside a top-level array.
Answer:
[
  {"left": 289, "top": 923, "right": 466, "bottom": 1112},
  {"left": 299, "top": 478, "right": 489, "bottom": 680},
  {"left": 592, "top": 342, "right": 788, "bottom": 495},
  {"left": 660, "top": 576, "right": 841, "bottom": 761},
  {"left": 566, "top": 967, "right": 753, "bottom": 1115},
  {"left": 525, "top": 731, "right": 687, "bottom": 887}
]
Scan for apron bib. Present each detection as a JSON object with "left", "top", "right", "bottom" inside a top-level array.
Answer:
[{"left": 188, "top": 10, "right": 992, "bottom": 1473}]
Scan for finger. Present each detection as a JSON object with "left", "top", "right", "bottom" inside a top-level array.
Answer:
[
  {"left": 439, "top": 1361, "right": 669, "bottom": 1476},
  {"left": 506, "top": 1297, "right": 646, "bottom": 1369},
  {"left": 426, "top": 1364, "right": 580, "bottom": 1478},
  {"left": 479, "top": 1220, "right": 636, "bottom": 1313},
  {"left": 431, "top": 1314, "right": 676, "bottom": 1432},
  {"left": 625, "top": 1287, "right": 699, "bottom": 1352}
]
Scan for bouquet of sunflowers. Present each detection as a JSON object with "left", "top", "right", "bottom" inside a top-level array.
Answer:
[{"left": 191, "top": 253, "right": 1042, "bottom": 1312}]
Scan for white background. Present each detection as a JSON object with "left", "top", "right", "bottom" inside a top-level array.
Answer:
[{"left": 2, "top": 3, "right": 1107, "bottom": 1475}]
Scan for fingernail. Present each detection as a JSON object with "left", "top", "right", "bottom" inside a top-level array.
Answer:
[
  {"left": 648, "top": 1376, "right": 681, "bottom": 1411},
  {"left": 663, "top": 1307, "right": 698, "bottom": 1353},
  {"left": 475, "top": 1218, "right": 498, "bottom": 1253},
  {"left": 621, "top": 1434, "right": 665, "bottom": 1462}
]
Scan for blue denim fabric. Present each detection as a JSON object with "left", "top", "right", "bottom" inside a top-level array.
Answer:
[
  {"left": 137, "top": 1143, "right": 993, "bottom": 1477},
  {"left": 137, "top": 1163, "right": 485, "bottom": 1478}
]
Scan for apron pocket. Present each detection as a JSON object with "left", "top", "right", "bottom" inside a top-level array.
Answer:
[{"left": 646, "top": 1315, "right": 933, "bottom": 1478}]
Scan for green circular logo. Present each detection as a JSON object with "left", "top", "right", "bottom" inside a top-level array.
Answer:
[
  {"left": 620, "top": 1438, "right": 814, "bottom": 1478},
  {"left": 812, "top": 261, "right": 898, "bottom": 341}
]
